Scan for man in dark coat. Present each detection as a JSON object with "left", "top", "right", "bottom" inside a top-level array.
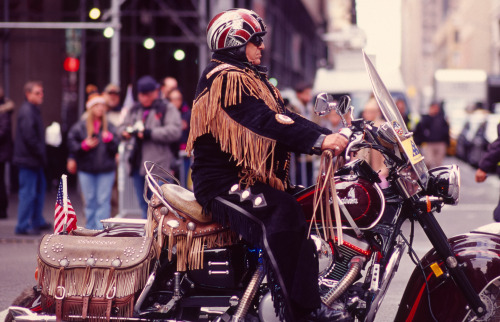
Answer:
[
  {"left": 475, "top": 123, "right": 500, "bottom": 222},
  {"left": 0, "top": 86, "right": 14, "bottom": 219},
  {"left": 187, "top": 8, "right": 350, "bottom": 321},
  {"left": 13, "top": 81, "right": 50, "bottom": 234},
  {"left": 413, "top": 101, "right": 450, "bottom": 169}
]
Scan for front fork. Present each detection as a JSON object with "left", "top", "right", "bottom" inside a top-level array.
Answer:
[{"left": 414, "top": 199, "right": 486, "bottom": 317}]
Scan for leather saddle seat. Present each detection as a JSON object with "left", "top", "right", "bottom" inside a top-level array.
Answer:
[{"left": 158, "top": 184, "right": 212, "bottom": 223}]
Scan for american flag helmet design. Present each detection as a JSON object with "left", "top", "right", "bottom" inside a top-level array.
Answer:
[{"left": 206, "top": 8, "right": 267, "bottom": 52}]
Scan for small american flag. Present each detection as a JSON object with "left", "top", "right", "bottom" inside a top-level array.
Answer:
[{"left": 54, "top": 177, "right": 77, "bottom": 234}]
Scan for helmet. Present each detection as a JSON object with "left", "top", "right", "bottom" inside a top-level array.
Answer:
[{"left": 207, "top": 8, "right": 267, "bottom": 52}]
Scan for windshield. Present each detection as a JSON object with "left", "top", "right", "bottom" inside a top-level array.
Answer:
[{"left": 363, "top": 52, "right": 429, "bottom": 189}]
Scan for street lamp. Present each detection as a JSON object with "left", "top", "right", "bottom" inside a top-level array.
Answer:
[
  {"left": 89, "top": 8, "right": 101, "bottom": 20},
  {"left": 173, "top": 49, "right": 185, "bottom": 61},
  {"left": 103, "top": 27, "right": 114, "bottom": 38},
  {"left": 143, "top": 38, "right": 155, "bottom": 50}
]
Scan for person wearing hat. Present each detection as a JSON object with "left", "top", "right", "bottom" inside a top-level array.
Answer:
[
  {"left": 188, "top": 9, "right": 350, "bottom": 321},
  {"left": 119, "top": 75, "right": 182, "bottom": 218},
  {"left": 103, "top": 83, "right": 122, "bottom": 126},
  {"left": 67, "top": 95, "right": 120, "bottom": 229}
]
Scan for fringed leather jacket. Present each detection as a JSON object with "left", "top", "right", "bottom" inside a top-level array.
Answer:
[{"left": 187, "top": 53, "right": 331, "bottom": 209}]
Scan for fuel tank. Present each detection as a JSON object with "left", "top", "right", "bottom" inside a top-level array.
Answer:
[
  {"left": 296, "top": 159, "right": 385, "bottom": 230},
  {"left": 395, "top": 223, "right": 500, "bottom": 321}
]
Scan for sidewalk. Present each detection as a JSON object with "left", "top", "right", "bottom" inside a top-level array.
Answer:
[
  {"left": 1, "top": 184, "right": 93, "bottom": 243},
  {"left": 1, "top": 157, "right": 150, "bottom": 243}
]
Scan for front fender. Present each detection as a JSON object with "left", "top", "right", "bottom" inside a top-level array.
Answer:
[{"left": 395, "top": 223, "right": 500, "bottom": 322}]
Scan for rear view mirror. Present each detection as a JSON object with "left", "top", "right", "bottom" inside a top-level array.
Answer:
[
  {"left": 336, "top": 95, "right": 352, "bottom": 116},
  {"left": 314, "top": 93, "right": 334, "bottom": 116},
  {"left": 314, "top": 93, "right": 352, "bottom": 127}
]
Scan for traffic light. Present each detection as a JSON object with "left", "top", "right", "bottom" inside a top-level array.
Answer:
[{"left": 63, "top": 57, "right": 80, "bottom": 72}]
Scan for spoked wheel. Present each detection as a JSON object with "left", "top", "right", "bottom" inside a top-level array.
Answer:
[{"left": 464, "top": 277, "right": 500, "bottom": 321}]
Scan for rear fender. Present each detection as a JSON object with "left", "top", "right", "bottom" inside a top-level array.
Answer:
[{"left": 395, "top": 224, "right": 500, "bottom": 321}]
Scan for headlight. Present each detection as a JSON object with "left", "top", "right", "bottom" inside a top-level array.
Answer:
[{"left": 427, "top": 164, "right": 460, "bottom": 205}]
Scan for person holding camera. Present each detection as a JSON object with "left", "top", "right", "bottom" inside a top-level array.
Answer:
[
  {"left": 119, "top": 75, "right": 182, "bottom": 218},
  {"left": 67, "top": 95, "right": 120, "bottom": 229}
]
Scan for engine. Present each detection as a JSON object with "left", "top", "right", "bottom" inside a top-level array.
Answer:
[
  {"left": 319, "top": 233, "right": 371, "bottom": 283},
  {"left": 258, "top": 233, "right": 371, "bottom": 321}
]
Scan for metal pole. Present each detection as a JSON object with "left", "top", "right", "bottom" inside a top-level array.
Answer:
[
  {"left": 198, "top": 0, "right": 208, "bottom": 77},
  {"left": 78, "top": 0, "right": 87, "bottom": 118},
  {"left": 110, "top": 0, "right": 120, "bottom": 86},
  {"left": 2, "top": 0, "right": 10, "bottom": 97},
  {"left": 0, "top": 22, "right": 111, "bottom": 29}
]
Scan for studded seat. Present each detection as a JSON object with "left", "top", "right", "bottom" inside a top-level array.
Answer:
[{"left": 159, "top": 184, "right": 211, "bottom": 223}]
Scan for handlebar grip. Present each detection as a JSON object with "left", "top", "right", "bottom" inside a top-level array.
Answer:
[{"left": 339, "top": 127, "right": 352, "bottom": 139}]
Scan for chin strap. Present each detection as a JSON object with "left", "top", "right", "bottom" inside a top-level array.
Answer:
[{"left": 308, "top": 150, "right": 344, "bottom": 246}]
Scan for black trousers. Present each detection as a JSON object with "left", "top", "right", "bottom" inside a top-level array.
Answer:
[{"left": 210, "top": 181, "right": 321, "bottom": 321}]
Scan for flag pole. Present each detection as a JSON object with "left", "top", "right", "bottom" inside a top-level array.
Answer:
[{"left": 62, "top": 174, "right": 68, "bottom": 232}]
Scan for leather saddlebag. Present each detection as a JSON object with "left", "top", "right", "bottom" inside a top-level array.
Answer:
[{"left": 37, "top": 234, "right": 156, "bottom": 321}]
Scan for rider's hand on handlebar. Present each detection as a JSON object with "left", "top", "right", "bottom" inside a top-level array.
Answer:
[{"left": 321, "top": 132, "right": 349, "bottom": 156}]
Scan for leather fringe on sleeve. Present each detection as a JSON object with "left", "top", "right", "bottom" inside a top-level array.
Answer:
[{"left": 187, "top": 65, "right": 286, "bottom": 191}]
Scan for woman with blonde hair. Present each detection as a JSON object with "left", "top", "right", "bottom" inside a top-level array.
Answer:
[{"left": 67, "top": 95, "right": 119, "bottom": 229}]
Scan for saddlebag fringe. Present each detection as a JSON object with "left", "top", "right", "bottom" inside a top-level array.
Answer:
[
  {"left": 37, "top": 234, "right": 156, "bottom": 321},
  {"left": 149, "top": 207, "right": 236, "bottom": 271}
]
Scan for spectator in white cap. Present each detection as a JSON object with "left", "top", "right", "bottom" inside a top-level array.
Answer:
[
  {"left": 67, "top": 94, "right": 120, "bottom": 229},
  {"left": 118, "top": 75, "right": 182, "bottom": 218}
]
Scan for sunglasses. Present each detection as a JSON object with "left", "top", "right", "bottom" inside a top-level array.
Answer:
[{"left": 249, "top": 35, "right": 264, "bottom": 47}]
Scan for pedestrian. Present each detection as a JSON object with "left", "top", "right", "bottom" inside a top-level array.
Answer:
[
  {"left": 67, "top": 95, "right": 119, "bottom": 230},
  {"left": 13, "top": 81, "right": 51, "bottom": 235},
  {"left": 395, "top": 98, "right": 412, "bottom": 130},
  {"left": 102, "top": 83, "right": 122, "bottom": 127},
  {"left": 475, "top": 123, "right": 500, "bottom": 222},
  {"left": 413, "top": 101, "right": 450, "bottom": 169},
  {"left": 160, "top": 76, "right": 178, "bottom": 101},
  {"left": 167, "top": 88, "right": 191, "bottom": 186},
  {"left": 119, "top": 75, "right": 182, "bottom": 218},
  {"left": 102, "top": 83, "right": 122, "bottom": 216},
  {"left": 0, "top": 86, "right": 14, "bottom": 219},
  {"left": 187, "top": 8, "right": 350, "bottom": 321},
  {"left": 358, "top": 97, "right": 388, "bottom": 187},
  {"left": 287, "top": 81, "right": 316, "bottom": 187}
]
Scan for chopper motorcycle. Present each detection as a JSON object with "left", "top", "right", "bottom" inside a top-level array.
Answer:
[{"left": 8, "top": 53, "right": 500, "bottom": 322}]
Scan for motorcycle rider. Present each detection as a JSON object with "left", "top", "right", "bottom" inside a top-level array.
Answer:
[{"left": 186, "top": 8, "right": 350, "bottom": 321}]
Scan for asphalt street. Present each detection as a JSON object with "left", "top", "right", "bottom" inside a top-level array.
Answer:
[{"left": 0, "top": 156, "right": 498, "bottom": 321}]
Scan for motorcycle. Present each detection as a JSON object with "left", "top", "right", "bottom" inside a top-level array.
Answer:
[{"left": 8, "top": 52, "right": 500, "bottom": 322}]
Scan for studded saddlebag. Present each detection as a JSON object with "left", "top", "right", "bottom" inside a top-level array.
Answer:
[
  {"left": 148, "top": 183, "right": 236, "bottom": 271},
  {"left": 37, "top": 234, "right": 156, "bottom": 322}
]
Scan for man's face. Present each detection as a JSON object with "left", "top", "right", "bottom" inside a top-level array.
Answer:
[
  {"left": 26, "top": 85, "right": 44, "bottom": 105},
  {"left": 138, "top": 89, "right": 158, "bottom": 108},
  {"left": 168, "top": 90, "right": 183, "bottom": 109},
  {"left": 429, "top": 103, "right": 440, "bottom": 116},
  {"left": 296, "top": 88, "right": 312, "bottom": 105},
  {"left": 161, "top": 78, "right": 178, "bottom": 98},
  {"left": 246, "top": 40, "right": 265, "bottom": 65},
  {"left": 104, "top": 91, "right": 120, "bottom": 109}
]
